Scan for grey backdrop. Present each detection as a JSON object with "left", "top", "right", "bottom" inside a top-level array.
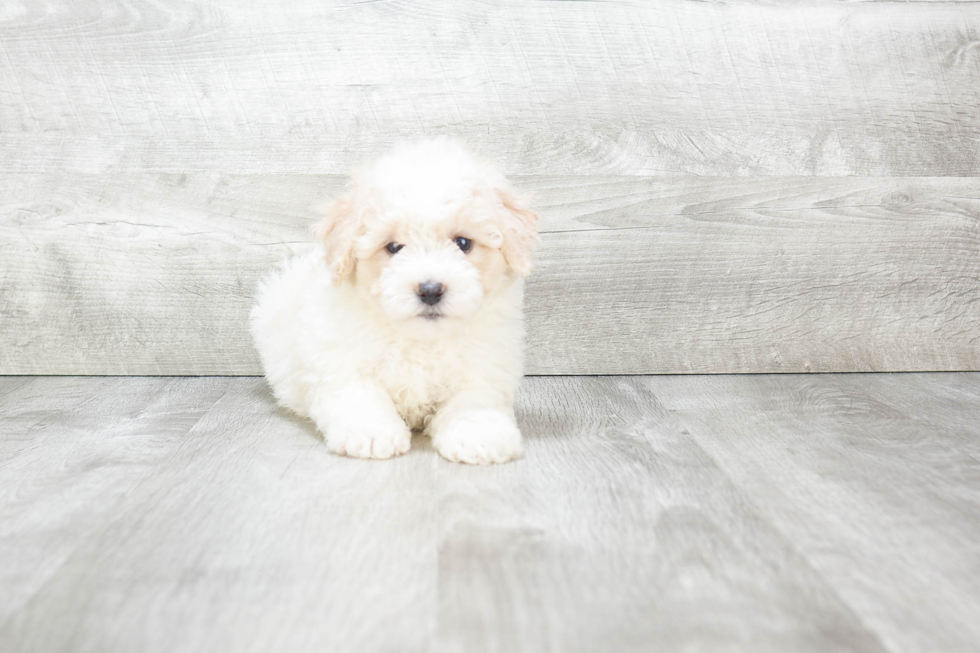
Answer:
[{"left": 2, "top": 0, "right": 978, "bottom": 374}]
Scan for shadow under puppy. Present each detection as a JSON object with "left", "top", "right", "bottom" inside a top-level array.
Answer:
[{"left": 251, "top": 138, "right": 539, "bottom": 464}]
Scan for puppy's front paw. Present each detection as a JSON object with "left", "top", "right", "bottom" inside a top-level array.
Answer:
[
  {"left": 326, "top": 418, "right": 411, "bottom": 460},
  {"left": 432, "top": 409, "right": 522, "bottom": 465}
]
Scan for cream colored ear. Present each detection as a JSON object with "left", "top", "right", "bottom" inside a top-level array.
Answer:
[
  {"left": 311, "top": 196, "right": 359, "bottom": 281},
  {"left": 496, "top": 188, "right": 540, "bottom": 277}
]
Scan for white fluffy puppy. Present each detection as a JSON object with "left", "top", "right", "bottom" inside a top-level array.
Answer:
[{"left": 250, "top": 138, "right": 539, "bottom": 464}]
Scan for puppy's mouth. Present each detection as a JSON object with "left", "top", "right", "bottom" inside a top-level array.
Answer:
[{"left": 419, "top": 309, "right": 445, "bottom": 321}]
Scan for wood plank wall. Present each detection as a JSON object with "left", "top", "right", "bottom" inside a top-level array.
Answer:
[{"left": 1, "top": 0, "right": 978, "bottom": 374}]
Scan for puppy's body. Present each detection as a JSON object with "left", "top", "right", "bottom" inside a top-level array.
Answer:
[
  {"left": 252, "top": 246, "right": 525, "bottom": 434},
  {"left": 251, "top": 139, "right": 537, "bottom": 464}
]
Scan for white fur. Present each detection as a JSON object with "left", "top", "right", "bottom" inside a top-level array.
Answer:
[{"left": 250, "top": 138, "right": 538, "bottom": 464}]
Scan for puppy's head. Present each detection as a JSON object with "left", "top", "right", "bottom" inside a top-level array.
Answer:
[{"left": 313, "top": 138, "right": 539, "bottom": 332}]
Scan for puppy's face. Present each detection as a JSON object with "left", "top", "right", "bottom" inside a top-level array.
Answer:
[{"left": 313, "top": 140, "right": 538, "bottom": 334}]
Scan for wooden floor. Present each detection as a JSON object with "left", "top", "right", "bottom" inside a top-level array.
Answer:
[{"left": 1, "top": 374, "right": 978, "bottom": 653}]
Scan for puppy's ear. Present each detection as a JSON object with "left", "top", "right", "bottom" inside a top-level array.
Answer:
[
  {"left": 496, "top": 188, "right": 540, "bottom": 277},
  {"left": 311, "top": 196, "right": 359, "bottom": 282}
]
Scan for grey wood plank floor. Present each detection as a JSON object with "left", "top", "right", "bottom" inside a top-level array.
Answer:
[{"left": 1, "top": 374, "right": 978, "bottom": 653}]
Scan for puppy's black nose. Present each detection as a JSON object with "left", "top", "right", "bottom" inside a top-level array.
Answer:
[{"left": 417, "top": 281, "right": 444, "bottom": 306}]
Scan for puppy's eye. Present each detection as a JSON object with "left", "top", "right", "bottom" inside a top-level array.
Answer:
[
  {"left": 385, "top": 242, "right": 404, "bottom": 255},
  {"left": 454, "top": 236, "right": 473, "bottom": 253}
]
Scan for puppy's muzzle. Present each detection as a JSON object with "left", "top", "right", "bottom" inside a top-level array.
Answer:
[{"left": 417, "top": 281, "right": 444, "bottom": 306}]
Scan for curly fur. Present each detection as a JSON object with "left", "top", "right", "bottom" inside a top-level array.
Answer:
[{"left": 250, "top": 138, "right": 539, "bottom": 464}]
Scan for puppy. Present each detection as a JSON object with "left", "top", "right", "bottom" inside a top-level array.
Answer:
[{"left": 250, "top": 138, "right": 539, "bottom": 464}]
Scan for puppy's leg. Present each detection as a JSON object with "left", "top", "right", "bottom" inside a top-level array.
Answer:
[
  {"left": 308, "top": 383, "right": 411, "bottom": 459},
  {"left": 429, "top": 390, "right": 522, "bottom": 465}
]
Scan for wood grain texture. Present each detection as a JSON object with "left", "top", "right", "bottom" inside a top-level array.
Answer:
[
  {"left": 0, "top": 377, "right": 235, "bottom": 622},
  {"left": 0, "top": 377, "right": 442, "bottom": 653},
  {"left": 0, "top": 0, "right": 979, "bottom": 176},
  {"left": 3, "top": 174, "right": 978, "bottom": 374},
  {"left": 2, "top": 374, "right": 978, "bottom": 652},
  {"left": 649, "top": 373, "right": 980, "bottom": 653},
  {"left": 438, "top": 375, "right": 885, "bottom": 653}
]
